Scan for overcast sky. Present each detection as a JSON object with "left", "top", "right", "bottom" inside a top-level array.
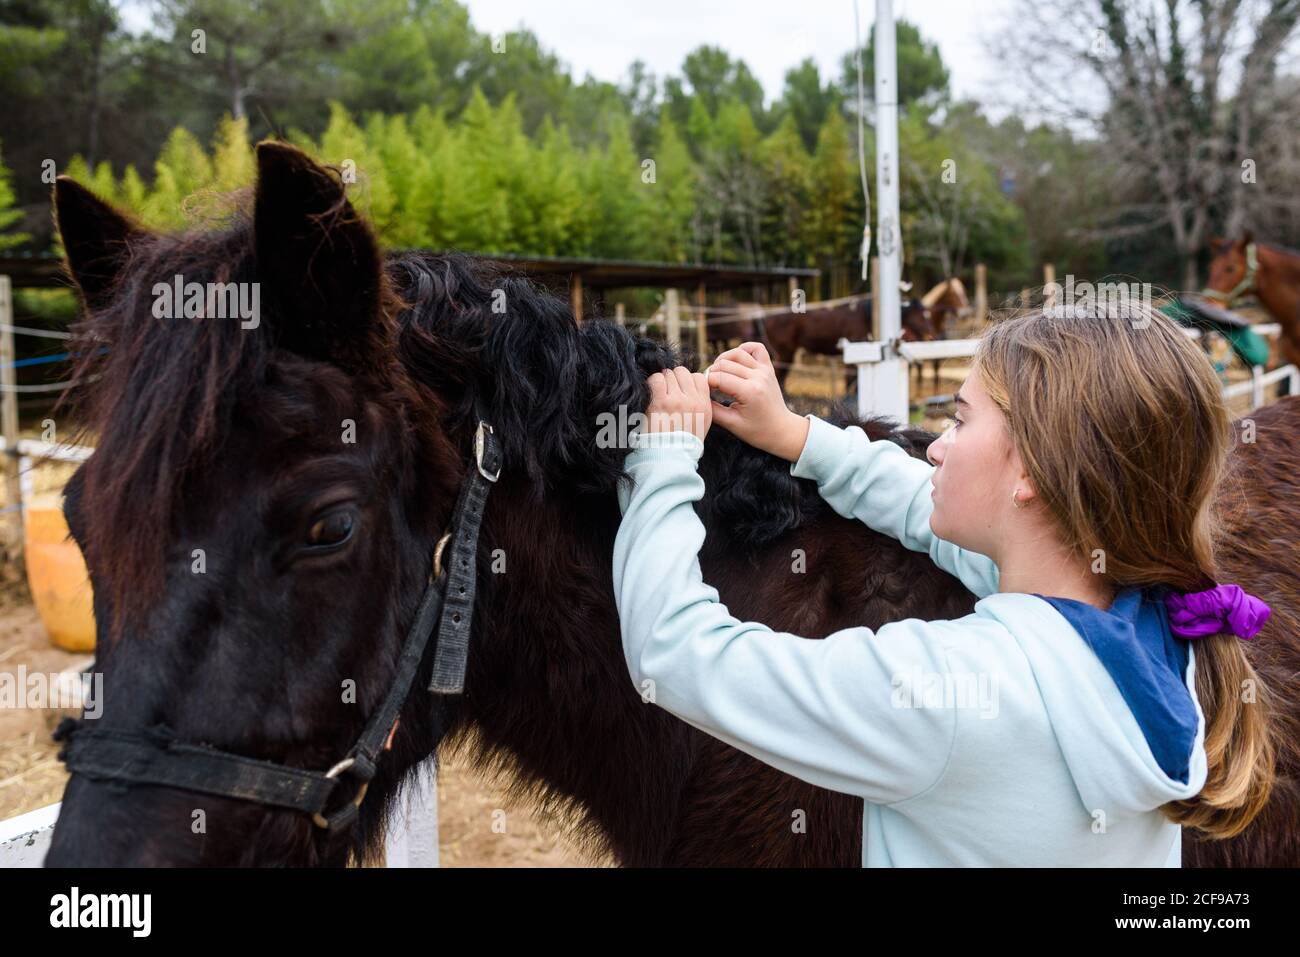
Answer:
[{"left": 463, "top": 0, "right": 1015, "bottom": 109}]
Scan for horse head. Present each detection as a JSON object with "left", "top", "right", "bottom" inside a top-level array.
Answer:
[
  {"left": 45, "top": 143, "right": 471, "bottom": 865},
  {"left": 1205, "top": 232, "right": 1257, "bottom": 305}
]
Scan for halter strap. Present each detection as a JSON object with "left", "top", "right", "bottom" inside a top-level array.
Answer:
[{"left": 429, "top": 418, "right": 500, "bottom": 693}]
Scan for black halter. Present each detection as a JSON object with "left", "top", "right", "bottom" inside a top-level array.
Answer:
[{"left": 53, "top": 408, "right": 503, "bottom": 833}]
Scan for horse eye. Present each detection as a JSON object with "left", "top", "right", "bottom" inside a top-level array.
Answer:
[{"left": 306, "top": 509, "right": 355, "bottom": 548}]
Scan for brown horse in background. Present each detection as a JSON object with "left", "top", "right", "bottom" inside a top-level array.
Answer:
[
  {"left": 911, "top": 277, "right": 973, "bottom": 390},
  {"left": 1206, "top": 235, "right": 1300, "bottom": 390},
  {"left": 44, "top": 144, "right": 1300, "bottom": 867},
  {"left": 921, "top": 277, "right": 973, "bottom": 338},
  {"left": 757, "top": 295, "right": 934, "bottom": 393}
]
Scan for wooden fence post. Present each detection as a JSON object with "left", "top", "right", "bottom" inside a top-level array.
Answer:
[
  {"left": 0, "top": 275, "right": 22, "bottom": 563},
  {"left": 570, "top": 274, "right": 583, "bottom": 324},
  {"left": 665, "top": 288, "right": 681, "bottom": 350},
  {"left": 695, "top": 281, "right": 708, "bottom": 370},
  {"left": 974, "top": 263, "right": 988, "bottom": 325}
]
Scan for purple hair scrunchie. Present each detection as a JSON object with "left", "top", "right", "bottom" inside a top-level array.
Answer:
[{"left": 1165, "top": 584, "right": 1271, "bottom": 640}]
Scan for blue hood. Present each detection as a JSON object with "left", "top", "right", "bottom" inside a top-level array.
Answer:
[{"left": 1034, "top": 585, "right": 1199, "bottom": 784}]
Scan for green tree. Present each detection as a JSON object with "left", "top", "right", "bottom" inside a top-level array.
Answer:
[
  {"left": 773, "top": 58, "right": 840, "bottom": 154},
  {"left": 141, "top": 126, "right": 212, "bottom": 228},
  {"left": 840, "top": 19, "right": 950, "bottom": 117},
  {"left": 807, "top": 108, "right": 860, "bottom": 277},
  {"left": 758, "top": 114, "right": 814, "bottom": 267},
  {"left": 640, "top": 113, "right": 695, "bottom": 263},
  {"left": 665, "top": 46, "right": 769, "bottom": 136},
  {"left": 210, "top": 114, "right": 254, "bottom": 191},
  {"left": 0, "top": 142, "right": 30, "bottom": 250}
]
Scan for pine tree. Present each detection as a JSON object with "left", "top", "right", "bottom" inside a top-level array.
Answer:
[
  {"left": 808, "top": 108, "right": 858, "bottom": 277},
  {"left": 640, "top": 113, "right": 695, "bottom": 263},
  {"left": 142, "top": 127, "right": 213, "bottom": 228},
  {"left": 0, "top": 143, "right": 30, "bottom": 251},
  {"left": 211, "top": 115, "right": 255, "bottom": 192},
  {"left": 759, "top": 114, "right": 814, "bottom": 267}
]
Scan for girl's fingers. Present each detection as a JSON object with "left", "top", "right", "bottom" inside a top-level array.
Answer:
[
  {"left": 738, "top": 341, "right": 771, "bottom": 365},
  {"left": 710, "top": 399, "right": 741, "bottom": 431},
  {"left": 672, "top": 366, "right": 694, "bottom": 394},
  {"left": 710, "top": 357, "right": 755, "bottom": 381},
  {"left": 716, "top": 346, "right": 759, "bottom": 369},
  {"left": 689, "top": 371, "right": 709, "bottom": 400},
  {"left": 707, "top": 369, "right": 753, "bottom": 400},
  {"left": 647, "top": 371, "right": 667, "bottom": 398}
]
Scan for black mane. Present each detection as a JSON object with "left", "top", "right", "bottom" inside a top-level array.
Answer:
[{"left": 389, "top": 251, "right": 935, "bottom": 548}]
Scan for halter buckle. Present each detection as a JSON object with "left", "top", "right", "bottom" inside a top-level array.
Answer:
[
  {"left": 432, "top": 530, "right": 452, "bottom": 580},
  {"left": 311, "top": 757, "right": 371, "bottom": 830},
  {"left": 475, "top": 421, "right": 500, "bottom": 482}
]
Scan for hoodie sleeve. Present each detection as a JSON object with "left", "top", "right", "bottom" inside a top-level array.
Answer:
[
  {"left": 614, "top": 429, "right": 959, "bottom": 806},
  {"left": 789, "top": 413, "right": 1000, "bottom": 599}
]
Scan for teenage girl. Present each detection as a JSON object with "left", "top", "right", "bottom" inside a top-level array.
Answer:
[{"left": 612, "top": 303, "right": 1273, "bottom": 866}]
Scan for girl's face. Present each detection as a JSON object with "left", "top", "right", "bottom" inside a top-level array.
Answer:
[{"left": 925, "top": 365, "right": 1027, "bottom": 562}]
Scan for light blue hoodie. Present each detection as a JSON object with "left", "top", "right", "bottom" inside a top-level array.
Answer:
[{"left": 612, "top": 413, "right": 1208, "bottom": 866}]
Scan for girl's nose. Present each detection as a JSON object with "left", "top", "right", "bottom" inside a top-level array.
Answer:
[{"left": 926, "top": 439, "right": 941, "bottom": 466}]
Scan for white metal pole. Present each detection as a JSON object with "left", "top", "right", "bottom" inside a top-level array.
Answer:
[{"left": 861, "top": 0, "right": 908, "bottom": 424}]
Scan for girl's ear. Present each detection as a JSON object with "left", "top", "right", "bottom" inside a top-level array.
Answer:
[{"left": 54, "top": 178, "right": 151, "bottom": 311}]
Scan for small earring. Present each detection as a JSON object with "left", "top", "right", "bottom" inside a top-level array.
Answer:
[{"left": 1011, "top": 488, "right": 1026, "bottom": 509}]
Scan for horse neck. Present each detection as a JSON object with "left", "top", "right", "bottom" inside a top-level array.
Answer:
[{"left": 439, "top": 476, "right": 694, "bottom": 865}]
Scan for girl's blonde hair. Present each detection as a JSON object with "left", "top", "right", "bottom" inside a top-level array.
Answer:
[{"left": 974, "top": 296, "right": 1274, "bottom": 838}]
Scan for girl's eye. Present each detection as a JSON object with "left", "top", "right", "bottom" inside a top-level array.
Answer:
[
  {"left": 306, "top": 509, "right": 356, "bottom": 548},
  {"left": 952, "top": 418, "right": 963, "bottom": 429}
]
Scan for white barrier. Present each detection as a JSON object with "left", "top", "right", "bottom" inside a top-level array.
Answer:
[{"left": 0, "top": 802, "right": 59, "bottom": 868}]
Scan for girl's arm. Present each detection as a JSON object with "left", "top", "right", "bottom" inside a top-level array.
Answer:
[
  {"left": 789, "top": 413, "right": 1000, "bottom": 599},
  {"left": 614, "top": 429, "right": 968, "bottom": 805}
]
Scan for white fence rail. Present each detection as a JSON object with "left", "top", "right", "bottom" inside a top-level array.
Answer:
[
  {"left": 844, "top": 323, "right": 1298, "bottom": 421},
  {"left": 0, "top": 802, "right": 59, "bottom": 867}
]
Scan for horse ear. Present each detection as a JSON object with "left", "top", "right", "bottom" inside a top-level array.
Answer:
[
  {"left": 253, "top": 141, "right": 385, "bottom": 370},
  {"left": 54, "top": 177, "right": 149, "bottom": 311}
]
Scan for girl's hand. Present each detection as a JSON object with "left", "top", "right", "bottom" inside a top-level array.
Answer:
[
  {"left": 646, "top": 366, "right": 712, "bottom": 440},
  {"left": 706, "top": 342, "right": 810, "bottom": 462}
]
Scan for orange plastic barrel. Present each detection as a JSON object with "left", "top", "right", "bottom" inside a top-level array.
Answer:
[{"left": 22, "top": 493, "right": 96, "bottom": 652}]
